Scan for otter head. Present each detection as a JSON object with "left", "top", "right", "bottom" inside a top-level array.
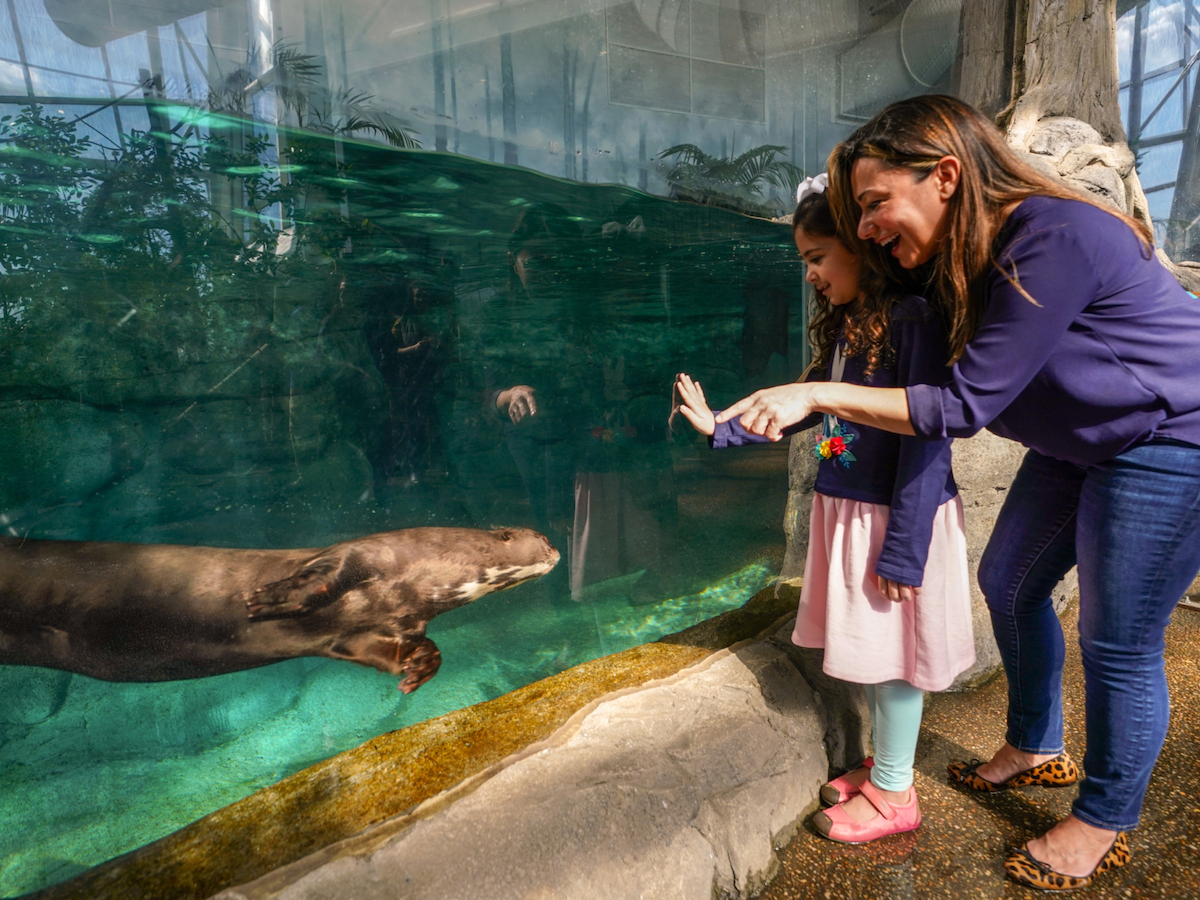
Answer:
[
  {"left": 467, "top": 527, "right": 561, "bottom": 595},
  {"left": 320, "top": 527, "right": 560, "bottom": 692}
]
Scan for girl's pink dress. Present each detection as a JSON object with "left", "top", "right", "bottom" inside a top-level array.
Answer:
[{"left": 791, "top": 492, "right": 975, "bottom": 692}]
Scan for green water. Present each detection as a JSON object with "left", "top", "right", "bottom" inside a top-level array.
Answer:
[{"left": 0, "top": 107, "right": 803, "bottom": 896}]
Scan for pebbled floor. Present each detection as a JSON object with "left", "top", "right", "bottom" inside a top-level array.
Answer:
[{"left": 759, "top": 600, "right": 1200, "bottom": 900}]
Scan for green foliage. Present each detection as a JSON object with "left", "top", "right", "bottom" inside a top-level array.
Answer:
[
  {"left": 0, "top": 105, "right": 96, "bottom": 267},
  {"left": 209, "top": 41, "right": 420, "bottom": 150},
  {"left": 657, "top": 142, "right": 803, "bottom": 215},
  {"left": 0, "top": 106, "right": 101, "bottom": 330},
  {"left": 0, "top": 41, "right": 424, "bottom": 348}
]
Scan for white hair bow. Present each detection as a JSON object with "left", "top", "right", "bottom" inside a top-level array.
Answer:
[{"left": 795, "top": 173, "right": 829, "bottom": 204}]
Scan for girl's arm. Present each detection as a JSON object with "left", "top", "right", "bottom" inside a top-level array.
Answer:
[
  {"left": 873, "top": 300, "right": 957, "bottom": 595},
  {"left": 675, "top": 372, "right": 775, "bottom": 447}
]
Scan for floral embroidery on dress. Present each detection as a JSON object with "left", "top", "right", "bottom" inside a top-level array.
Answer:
[{"left": 814, "top": 420, "right": 857, "bottom": 468}]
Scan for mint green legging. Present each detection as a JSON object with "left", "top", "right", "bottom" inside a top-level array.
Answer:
[{"left": 863, "top": 680, "right": 925, "bottom": 792}]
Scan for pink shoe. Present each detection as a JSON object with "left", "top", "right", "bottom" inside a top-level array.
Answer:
[
  {"left": 819, "top": 757, "right": 874, "bottom": 806},
  {"left": 813, "top": 780, "right": 921, "bottom": 844}
]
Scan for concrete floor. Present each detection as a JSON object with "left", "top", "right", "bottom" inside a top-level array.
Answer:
[{"left": 760, "top": 601, "right": 1200, "bottom": 900}]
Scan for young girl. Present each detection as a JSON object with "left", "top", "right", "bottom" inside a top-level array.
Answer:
[{"left": 675, "top": 174, "right": 974, "bottom": 844}]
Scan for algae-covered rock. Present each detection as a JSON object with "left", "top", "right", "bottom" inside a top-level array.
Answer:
[
  {"left": 0, "top": 667, "right": 72, "bottom": 726},
  {"left": 0, "top": 401, "right": 140, "bottom": 508}
]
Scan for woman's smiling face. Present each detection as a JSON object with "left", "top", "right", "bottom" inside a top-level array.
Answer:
[
  {"left": 850, "top": 157, "right": 958, "bottom": 269},
  {"left": 794, "top": 228, "right": 861, "bottom": 307}
]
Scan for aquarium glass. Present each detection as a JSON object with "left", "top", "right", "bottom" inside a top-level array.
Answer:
[{"left": 0, "top": 0, "right": 966, "bottom": 894}]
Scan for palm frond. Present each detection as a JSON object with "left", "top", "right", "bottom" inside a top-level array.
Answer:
[
  {"left": 341, "top": 114, "right": 421, "bottom": 149},
  {"left": 333, "top": 90, "right": 421, "bottom": 148},
  {"left": 657, "top": 143, "right": 717, "bottom": 166},
  {"left": 657, "top": 140, "right": 803, "bottom": 213},
  {"left": 760, "top": 161, "right": 804, "bottom": 191},
  {"left": 729, "top": 145, "right": 786, "bottom": 182},
  {"left": 271, "top": 42, "right": 323, "bottom": 85}
]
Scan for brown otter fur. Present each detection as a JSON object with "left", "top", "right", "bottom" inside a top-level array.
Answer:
[{"left": 0, "top": 527, "right": 559, "bottom": 693}]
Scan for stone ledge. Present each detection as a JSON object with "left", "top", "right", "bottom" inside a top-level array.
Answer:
[
  {"left": 215, "top": 635, "right": 828, "bottom": 900},
  {"left": 30, "top": 587, "right": 798, "bottom": 900}
]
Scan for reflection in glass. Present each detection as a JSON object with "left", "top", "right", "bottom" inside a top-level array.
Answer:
[
  {"left": 1118, "top": 0, "right": 1199, "bottom": 261},
  {"left": 1139, "top": 141, "right": 1184, "bottom": 189}
]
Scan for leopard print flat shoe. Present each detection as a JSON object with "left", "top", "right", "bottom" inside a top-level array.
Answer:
[
  {"left": 947, "top": 752, "right": 1079, "bottom": 792},
  {"left": 1004, "top": 832, "right": 1130, "bottom": 891}
]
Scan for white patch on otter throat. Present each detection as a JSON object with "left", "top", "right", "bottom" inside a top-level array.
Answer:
[{"left": 448, "top": 562, "right": 553, "bottom": 602}]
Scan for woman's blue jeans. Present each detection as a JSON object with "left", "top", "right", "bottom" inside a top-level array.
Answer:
[{"left": 979, "top": 442, "right": 1200, "bottom": 831}]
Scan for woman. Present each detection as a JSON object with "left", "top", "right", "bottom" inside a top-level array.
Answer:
[{"left": 718, "top": 95, "right": 1200, "bottom": 891}]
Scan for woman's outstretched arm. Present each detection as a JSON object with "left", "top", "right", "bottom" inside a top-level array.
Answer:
[{"left": 715, "top": 382, "right": 914, "bottom": 441}]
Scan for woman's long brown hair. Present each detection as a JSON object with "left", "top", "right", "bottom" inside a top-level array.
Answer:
[
  {"left": 826, "top": 94, "right": 1152, "bottom": 363},
  {"left": 793, "top": 190, "right": 899, "bottom": 379}
]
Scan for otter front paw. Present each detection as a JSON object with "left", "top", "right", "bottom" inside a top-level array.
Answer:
[
  {"left": 243, "top": 562, "right": 341, "bottom": 620},
  {"left": 397, "top": 638, "right": 442, "bottom": 694}
]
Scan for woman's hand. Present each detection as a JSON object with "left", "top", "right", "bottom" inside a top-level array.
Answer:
[
  {"left": 674, "top": 373, "right": 716, "bottom": 436},
  {"left": 877, "top": 575, "right": 920, "bottom": 603},
  {"left": 715, "top": 383, "right": 821, "bottom": 442},
  {"left": 497, "top": 385, "right": 538, "bottom": 424}
]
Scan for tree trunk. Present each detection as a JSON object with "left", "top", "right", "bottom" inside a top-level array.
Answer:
[
  {"left": 501, "top": 32, "right": 517, "bottom": 166},
  {"left": 957, "top": 0, "right": 1017, "bottom": 119},
  {"left": 431, "top": 7, "right": 447, "bottom": 152},
  {"left": 1001, "top": 0, "right": 1125, "bottom": 147}
]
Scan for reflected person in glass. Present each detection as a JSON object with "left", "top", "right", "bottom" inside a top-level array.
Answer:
[
  {"left": 366, "top": 272, "right": 455, "bottom": 491},
  {"left": 490, "top": 204, "right": 679, "bottom": 603}
]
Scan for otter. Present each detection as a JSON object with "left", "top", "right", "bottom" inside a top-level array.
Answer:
[{"left": 0, "top": 527, "right": 559, "bottom": 693}]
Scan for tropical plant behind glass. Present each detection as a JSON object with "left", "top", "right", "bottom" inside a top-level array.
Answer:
[
  {"left": 657, "top": 143, "right": 803, "bottom": 216},
  {"left": 0, "top": 44, "right": 422, "bottom": 331},
  {"left": 0, "top": 51, "right": 434, "bottom": 429}
]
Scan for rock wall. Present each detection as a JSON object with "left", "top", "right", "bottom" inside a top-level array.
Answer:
[{"left": 213, "top": 633, "right": 863, "bottom": 900}]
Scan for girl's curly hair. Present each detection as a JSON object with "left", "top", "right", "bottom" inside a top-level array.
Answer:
[{"left": 793, "top": 190, "right": 898, "bottom": 379}]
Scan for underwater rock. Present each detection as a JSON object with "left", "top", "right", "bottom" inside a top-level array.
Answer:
[
  {"left": 0, "top": 401, "right": 143, "bottom": 515},
  {"left": 71, "top": 438, "right": 377, "bottom": 549},
  {"left": 0, "top": 666, "right": 71, "bottom": 725},
  {"left": 0, "top": 285, "right": 389, "bottom": 541},
  {"left": 0, "top": 526, "right": 559, "bottom": 693},
  {"left": 159, "top": 387, "right": 339, "bottom": 475}
]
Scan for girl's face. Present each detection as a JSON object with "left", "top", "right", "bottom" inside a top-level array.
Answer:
[
  {"left": 850, "top": 157, "right": 958, "bottom": 269},
  {"left": 794, "top": 228, "right": 861, "bottom": 307}
]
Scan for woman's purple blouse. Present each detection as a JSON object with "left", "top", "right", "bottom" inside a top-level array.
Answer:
[{"left": 906, "top": 195, "right": 1200, "bottom": 465}]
